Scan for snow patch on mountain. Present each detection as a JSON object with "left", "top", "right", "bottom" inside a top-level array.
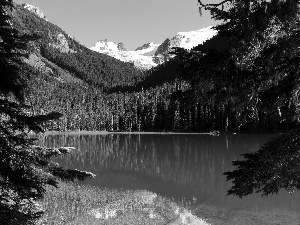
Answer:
[
  {"left": 155, "top": 26, "right": 217, "bottom": 61},
  {"left": 91, "top": 39, "right": 121, "bottom": 52},
  {"left": 177, "top": 26, "right": 217, "bottom": 49},
  {"left": 90, "top": 40, "right": 161, "bottom": 70},
  {"left": 135, "top": 42, "right": 161, "bottom": 56},
  {"left": 90, "top": 26, "right": 217, "bottom": 70},
  {"left": 22, "top": 4, "right": 48, "bottom": 21}
]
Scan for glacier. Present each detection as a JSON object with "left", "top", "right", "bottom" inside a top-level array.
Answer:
[{"left": 90, "top": 26, "right": 217, "bottom": 70}]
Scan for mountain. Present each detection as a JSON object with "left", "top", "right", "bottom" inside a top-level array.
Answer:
[
  {"left": 90, "top": 40, "right": 161, "bottom": 71},
  {"left": 15, "top": 2, "right": 218, "bottom": 94},
  {"left": 155, "top": 26, "right": 217, "bottom": 63},
  {"left": 90, "top": 26, "right": 217, "bottom": 70},
  {"left": 13, "top": 3, "right": 144, "bottom": 89}
]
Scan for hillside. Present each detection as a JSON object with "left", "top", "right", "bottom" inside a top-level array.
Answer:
[
  {"left": 13, "top": 3, "right": 145, "bottom": 89},
  {"left": 107, "top": 57, "right": 182, "bottom": 93}
]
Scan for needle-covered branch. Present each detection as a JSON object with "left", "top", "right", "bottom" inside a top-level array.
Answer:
[
  {"left": 49, "top": 168, "right": 96, "bottom": 182},
  {"left": 0, "top": 1, "right": 96, "bottom": 224},
  {"left": 224, "top": 129, "right": 300, "bottom": 197},
  {"left": 177, "top": 0, "right": 300, "bottom": 197}
]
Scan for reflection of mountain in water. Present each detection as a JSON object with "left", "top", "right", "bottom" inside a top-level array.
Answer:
[{"left": 38, "top": 133, "right": 300, "bottom": 212}]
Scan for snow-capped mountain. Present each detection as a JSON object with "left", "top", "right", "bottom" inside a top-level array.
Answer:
[
  {"left": 90, "top": 40, "right": 161, "bottom": 70},
  {"left": 155, "top": 26, "right": 217, "bottom": 62},
  {"left": 20, "top": 3, "right": 217, "bottom": 71},
  {"left": 90, "top": 26, "right": 217, "bottom": 70},
  {"left": 90, "top": 39, "right": 125, "bottom": 52},
  {"left": 174, "top": 26, "right": 218, "bottom": 50}
]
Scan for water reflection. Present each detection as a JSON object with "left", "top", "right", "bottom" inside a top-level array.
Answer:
[{"left": 38, "top": 133, "right": 300, "bottom": 213}]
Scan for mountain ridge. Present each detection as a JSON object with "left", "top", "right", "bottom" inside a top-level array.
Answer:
[
  {"left": 13, "top": 3, "right": 145, "bottom": 89},
  {"left": 18, "top": 3, "right": 217, "bottom": 72},
  {"left": 90, "top": 26, "right": 217, "bottom": 70}
]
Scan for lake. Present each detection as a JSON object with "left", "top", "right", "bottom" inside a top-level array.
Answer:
[{"left": 38, "top": 133, "right": 300, "bottom": 224}]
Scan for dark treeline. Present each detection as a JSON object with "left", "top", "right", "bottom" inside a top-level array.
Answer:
[
  {"left": 106, "top": 57, "right": 182, "bottom": 93},
  {"left": 25, "top": 65, "right": 295, "bottom": 133}
]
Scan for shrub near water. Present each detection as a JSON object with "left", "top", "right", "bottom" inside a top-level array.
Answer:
[{"left": 38, "top": 181, "right": 210, "bottom": 225}]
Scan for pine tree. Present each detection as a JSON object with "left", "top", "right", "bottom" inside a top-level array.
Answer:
[
  {"left": 177, "top": 0, "right": 300, "bottom": 129},
  {"left": 0, "top": 1, "right": 95, "bottom": 224},
  {"left": 195, "top": 0, "right": 300, "bottom": 196}
]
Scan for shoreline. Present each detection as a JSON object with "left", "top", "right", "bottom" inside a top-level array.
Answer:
[
  {"left": 38, "top": 130, "right": 285, "bottom": 136},
  {"left": 40, "top": 181, "right": 211, "bottom": 225},
  {"left": 43, "top": 130, "right": 220, "bottom": 135}
]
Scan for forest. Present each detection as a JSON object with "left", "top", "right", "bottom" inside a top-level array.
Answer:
[
  {"left": 14, "top": 0, "right": 300, "bottom": 134},
  {"left": 26, "top": 68, "right": 293, "bottom": 133}
]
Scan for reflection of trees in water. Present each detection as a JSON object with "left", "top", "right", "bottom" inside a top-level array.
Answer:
[{"left": 38, "top": 134, "right": 300, "bottom": 211}]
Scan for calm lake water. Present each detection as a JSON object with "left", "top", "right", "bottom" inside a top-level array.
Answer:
[{"left": 38, "top": 133, "right": 300, "bottom": 224}]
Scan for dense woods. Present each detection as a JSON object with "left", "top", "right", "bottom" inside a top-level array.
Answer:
[
  {"left": 195, "top": 0, "right": 300, "bottom": 197},
  {"left": 26, "top": 66, "right": 296, "bottom": 133},
  {"left": 106, "top": 57, "right": 182, "bottom": 93}
]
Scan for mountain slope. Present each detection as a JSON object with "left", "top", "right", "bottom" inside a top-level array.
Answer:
[{"left": 13, "top": 3, "right": 144, "bottom": 89}]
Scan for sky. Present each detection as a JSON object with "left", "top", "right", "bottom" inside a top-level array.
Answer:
[{"left": 15, "top": 0, "right": 221, "bottom": 50}]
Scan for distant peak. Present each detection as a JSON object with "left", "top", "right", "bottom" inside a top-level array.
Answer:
[
  {"left": 117, "top": 42, "right": 126, "bottom": 51},
  {"left": 154, "top": 26, "right": 217, "bottom": 58},
  {"left": 89, "top": 26, "right": 217, "bottom": 71},
  {"left": 91, "top": 39, "right": 125, "bottom": 52},
  {"left": 135, "top": 42, "right": 159, "bottom": 51},
  {"left": 22, "top": 4, "right": 48, "bottom": 21}
]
